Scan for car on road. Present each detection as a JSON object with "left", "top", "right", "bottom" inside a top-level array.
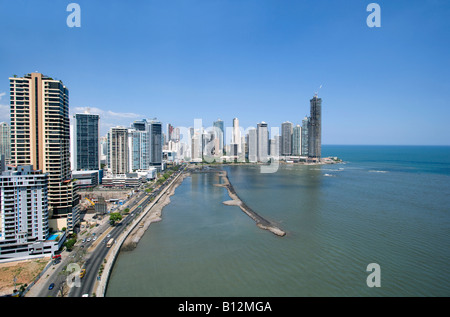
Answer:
[{"left": 48, "top": 283, "right": 55, "bottom": 290}]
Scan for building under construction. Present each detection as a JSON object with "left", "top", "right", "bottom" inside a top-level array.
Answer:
[{"left": 307, "top": 94, "right": 322, "bottom": 161}]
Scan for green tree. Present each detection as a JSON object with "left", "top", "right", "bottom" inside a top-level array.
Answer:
[
  {"left": 109, "top": 212, "right": 123, "bottom": 225},
  {"left": 64, "top": 238, "right": 77, "bottom": 251}
]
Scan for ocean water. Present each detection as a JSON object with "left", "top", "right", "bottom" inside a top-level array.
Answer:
[{"left": 106, "top": 145, "right": 450, "bottom": 296}]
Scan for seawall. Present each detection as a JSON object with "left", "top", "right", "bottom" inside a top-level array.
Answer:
[{"left": 96, "top": 170, "right": 189, "bottom": 297}]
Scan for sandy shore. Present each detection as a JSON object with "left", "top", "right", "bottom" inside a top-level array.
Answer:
[
  {"left": 121, "top": 172, "right": 190, "bottom": 251},
  {"left": 215, "top": 171, "right": 286, "bottom": 237}
]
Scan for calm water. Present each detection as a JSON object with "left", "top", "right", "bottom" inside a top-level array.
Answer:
[{"left": 106, "top": 146, "right": 450, "bottom": 296}]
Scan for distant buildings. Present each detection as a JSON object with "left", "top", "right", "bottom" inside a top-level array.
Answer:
[
  {"left": 0, "top": 122, "right": 10, "bottom": 163},
  {"left": 248, "top": 128, "right": 257, "bottom": 162},
  {"left": 301, "top": 116, "right": 309, "bottom": 156},
  {"left": 292, "top": 125, "right": 302, "bottom": 156},
  {"left": 232, "top": 118, "right": 241, "bottom": 155},
  {"left": 257, "top": 122, "right": 269, "bottom": 163},
  {"left": 213, "top": 119, "right": 224, "bottom": 154},
  {"left": 130, "top": 120, "right": 150, "bottom": 171},
  {"left": 281, "top": 121, "right": 293, "bottom": 156},
  {"left": 148, "top": 120, "right": 163, "bottom": 170},
  {"left": 107, "top": 127, "right": 129, "bottom": 175},
  {"left": 9, "top": 73, "right": 79, "bottom": 233}
]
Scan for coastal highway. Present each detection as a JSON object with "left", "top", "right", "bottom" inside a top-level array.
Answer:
[
  {"left": 69, "top": 166, "right": 185, "bottom": 297},
  {"left": 69, "top": 193, "right": 151, "bottom": 297}
]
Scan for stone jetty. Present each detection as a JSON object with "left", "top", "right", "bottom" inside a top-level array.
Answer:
[{"left": 215, "top": 171, "right": 286, "bottom": 237}]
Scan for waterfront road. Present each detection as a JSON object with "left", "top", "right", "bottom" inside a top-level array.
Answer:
[
  {"left": 69, "top": 167, "right": 185, "bottom": 297},
  {"left": 30, "top": 166, "right": 185, "bottom": 297}
]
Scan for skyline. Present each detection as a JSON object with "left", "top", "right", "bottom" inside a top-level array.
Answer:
[{"left": 1, "top": 1, "right": 450, "bottom": 145}]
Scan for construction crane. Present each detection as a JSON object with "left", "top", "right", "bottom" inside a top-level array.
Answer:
[
  {"left": 314, "top": 84, "right": 323, "bottom": 97},
  {"left": 85, "top": 198, "right": 95, "bottom": 206}
]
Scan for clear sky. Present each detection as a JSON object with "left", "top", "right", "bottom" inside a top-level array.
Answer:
[{"left": 0, "top": 0, "right": 449, "bottom": 145}]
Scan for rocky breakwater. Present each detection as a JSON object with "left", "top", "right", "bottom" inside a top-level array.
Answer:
[{"left": 215, "top": 171, "right": 286, "bottom": 237}]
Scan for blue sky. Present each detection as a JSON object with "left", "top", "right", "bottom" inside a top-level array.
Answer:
[{"left": 0, "top": 0, "right": 449, "bottom": 145}]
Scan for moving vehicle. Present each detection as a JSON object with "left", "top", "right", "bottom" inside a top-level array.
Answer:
[
  {"left": 80, "top": 269, "right": 86, "bottom": 278},
  {"left": 48, "top": 283, "right": 55, "bottom": 290},
  {"left": 106, "top": 238, "right": 114, "bottom": 248}
]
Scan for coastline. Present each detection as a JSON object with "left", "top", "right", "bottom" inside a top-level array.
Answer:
[
  {"left": 122, "top": 163, "right": 287, "bottom": 251},
  {"left": 121, "top": 172, "right": 191, "bottom": 251},
  {"left": 215, "top": 170, "right": 286, "bottom": 237}
]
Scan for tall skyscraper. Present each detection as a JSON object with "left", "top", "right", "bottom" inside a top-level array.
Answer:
[
  {"left": 129, "top": 119, "right": 150, "bottom": 170},
  {"left": 167, "top": 123, "right": 174, "bottom": 142},
  {"left": 301, "top": 116, "right": 309, "bottom": 156},
  {"left": 308, "top": 95, "right": 322, "bottom": 160},
  {"left": 73, "top": 113, "right": 100, "bottom": 171},
  {"left": 257, "top": 122, "right": 269, "bottom": 162},
  {"left": 0, "top": 122, "right": 10, "bottom": 163},
  {"left": 108, "top": 127, "right": 129, "bottom": 174},
  {"left": 232, "top": 118, "right": 241, "bottom": 154},
  {"left": 9, "top": 73, "right": 79, "bottom": 233},
  {"left": 191, "top": 131, "right": 202, "bottom": 161},
  {"left": 292, "top": 125, "right": 302, "bottom": 156},
  {"left": 149, "top": 120, "right": 162, "bottom": 169},
  {"left": 248, "top": 128, "right": 257, "bottom": 163},
  {"left": 213, "top": 119, "right": 224, "bottom": 154},
  {"left": 129, "top": 128, "right": 149, "bottom": 171},
  {"left": 281, "top": 121, "right": 293, "bottom": 156}
]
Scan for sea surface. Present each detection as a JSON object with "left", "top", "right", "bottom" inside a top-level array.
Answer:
[{"left": 106, "top": 145, "right": 450, "bottom": 296}]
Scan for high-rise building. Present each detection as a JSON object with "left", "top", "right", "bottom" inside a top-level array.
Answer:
[
  {"left": 167, "top": 123, "right": 174, "bottom": 142},
  {"left": 281, "top": 121, "right": 293, "bottom": 156},
  {"left": 129, "top": 119, "right": 150, "bottom": 171},
  {"left": 191, "top": 131, "right": 202, "bottom": 161},
  {"left": 248, "top": 128, "right": 257, "bottom": 163},
  {"left": 132, "top": 119, "right": 148, "bottom": 132},
  {"left": 129, "top": 128, "right": 149, "bottom": 171},
  {"left": 308, "top": 95, "right": 322, "bottom": 159},
  {"left": 73, "top": 113, "right": 100, "bottom": 171},
  {"left": 269, "top": 138, "right": 278, "bottom": 158},
  {"left": 108, "top": 127, "right": 129, "bottom": 175},
  {"left": 292, "top": 125, "right": 302, "bottom": 156},
  {"left": 0, "top": 165, "right": 60, "bottom": 260},
  {"left": 232, "top": 118, "right": 241, "bottom": 154},
  {"left": 0, "top": 122, "right": 10, "bottom": 163},
  {"left": 257, "top": 122, "right": 269, "bottom": 162},
  {"left": 9, "top": 73, "right": 79, "bottom": 233},
  {"left": 149, "top": 120, "right": 162, "bottom": 169},
  {"left": 213, "top": 119, "right": 224, "bottom": 154},
  {"left": 301, "top": 116, "right": 309, "bottom": 156}
]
